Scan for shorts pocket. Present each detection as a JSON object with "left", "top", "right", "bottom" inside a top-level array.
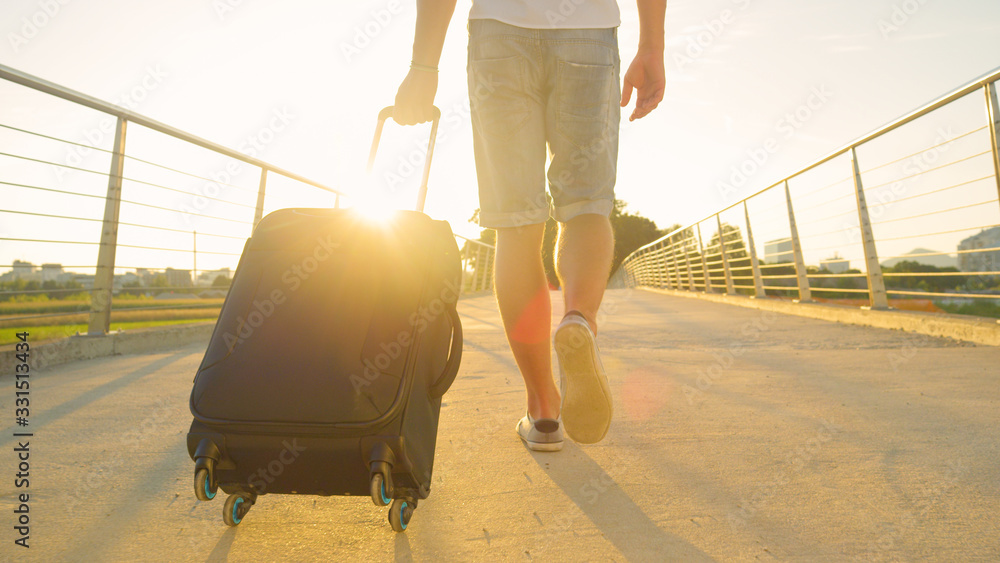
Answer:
[
  {"left": 469, "top": 55, "right": 530, "bottom": 141},
  {"left": 555, "top": 60, "right": 615, "bottom": 149}
]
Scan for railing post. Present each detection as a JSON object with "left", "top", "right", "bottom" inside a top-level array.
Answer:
[
  {"left": 461, "top": 243, "right": 471, "bottom": 295},
  {"left": 697, "top": 223, "right": 713, "bottom": 293},
  {"left": 986, "top": 82, "right": 1000, "bottom": 210},
  {"left": 652, "top": 246, "right": 659, "bottom": 288},
  {"left": 87, "top": 117, "right": 127, "bottom": 335},
  {"left": 469, "top": 245, "right": 478, "bottom": 292},
  {"left": 669, "top": 238, "right": 682, "bottom": 290},
  {"left": 743, "top": 202, "right": 766, "bottom": 298},
  {"left": 716, "top": 214, "right": 736, "bottom": 295},
  {"left": 474, "top": 246, "right": 484, "bottom": 291},
  {"left": 663, "top": 243, "right": 674, "bottom": 289},
  {"left": 784, "top": 181, "right": 813, "bottom": 303},
  {"left": 487, "top": 247, "right": 495, "bottom": 291},
  {"left": 470, "top": 245, "right": 480, "bottom": 292},
  {"left": 851, "top": 147, "right": 890, "bottom": 310},
  {"left": 684, "top": 233, "right": 696, "bottom": 290},
  {"left": 253, "top": 168, "right": 267, "bottom": 229},
  {"left": 193, "top": 230, "right": 197, "bottom": 285}
]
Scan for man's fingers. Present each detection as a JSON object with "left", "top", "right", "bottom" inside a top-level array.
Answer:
[
  {"left": 393, "top": 107, "right": 412, "bottom": 126},
  {"left": 629, "top": 91, "right": 662, "bottom": 121},
  {"left": 393, "top": 106, "right": 427, "bottom": 126},
  {"left": 620, "top": 79, "right": 634, "bottom": 108}
]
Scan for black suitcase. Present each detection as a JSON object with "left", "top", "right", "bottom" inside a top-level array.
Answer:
[{"left": 187, "top": 107, "right": 462, "bottom": 532}]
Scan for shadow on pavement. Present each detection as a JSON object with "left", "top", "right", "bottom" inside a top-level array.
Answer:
[
  {"left": 0, "top": 349, "right": 194, "bottom": 448},
  {"left": 528, "top": 442, "right": 716, "bottom": 562},
  {"left": 204, "top": 527, "right": 237, "bottom": 562},
  {"left": 394, "top": 532, "right": 413, "bottom": 562}
]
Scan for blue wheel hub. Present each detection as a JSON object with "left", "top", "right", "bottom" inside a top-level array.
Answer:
[
  {"left": 232, "top": 497, "right": 244, "bottom": 524},
  {"left": 381, "top": 480, "right": 391, "bottom": 505}
]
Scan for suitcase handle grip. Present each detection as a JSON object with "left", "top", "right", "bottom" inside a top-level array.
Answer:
[
  {"left": 429, "top": 304, "right": 462, "bottom": 398},
  {"left": 367, "top": 105, "right": 442, "bottom": 213}
]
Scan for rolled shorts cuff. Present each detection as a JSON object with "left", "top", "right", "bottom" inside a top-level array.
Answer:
[
  {"left": 552, "top": 198, "right": 614, "bottom": 223},
  {"left": 478, "top": 206, "right": 551, "bottom": 229}
]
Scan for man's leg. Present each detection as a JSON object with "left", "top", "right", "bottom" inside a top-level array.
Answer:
[
  {"left": 556, "top": 213, "right": 614, "bottom": 333},
  {"left": 552, "top": 212, "right": 615, "bottom": 444},
  {"left": 494, "top": 223, "right": 561, "bottom": 421}
]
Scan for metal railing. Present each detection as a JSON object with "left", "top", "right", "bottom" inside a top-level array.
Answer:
[
  {"left": 0, "top": 64, "right": 495, "bottom": 337},
  {"left": 618, "top": 66, "right": 1000, "bottom": 317},
  {"left": 455, "top": 234, "right": 495, "bottom": 293}
]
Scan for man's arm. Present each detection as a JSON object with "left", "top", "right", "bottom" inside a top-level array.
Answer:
[
  {"left": 393, "top": 0, "right": 458, "bottom": 125},
  {"left": 621, "top": 0, "right": 666, "bottom": 121}
]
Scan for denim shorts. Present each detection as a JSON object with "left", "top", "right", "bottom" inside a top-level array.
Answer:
[{"left": 467, "top": 19, "right": 621, "bottom": 228}]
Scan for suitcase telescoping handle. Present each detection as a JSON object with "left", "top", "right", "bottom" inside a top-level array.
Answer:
[
  {"left": 367, "top": 105, "right": 442, "bottom": 213},
  {"left": 429, "top": 305, "right": 462, "bottom": 398}
]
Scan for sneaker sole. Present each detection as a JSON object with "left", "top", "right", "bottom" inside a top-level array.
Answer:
[
  {"left": 555, "top": 321, "right": 612, "bottom": 444},
  {"left": 519, "top": 438, "right": 564, "bottom": 452}
]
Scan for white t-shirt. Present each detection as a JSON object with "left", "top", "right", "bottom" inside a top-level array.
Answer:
[{"left": 469, "top": 0, "right": 620, "bottom": 29}]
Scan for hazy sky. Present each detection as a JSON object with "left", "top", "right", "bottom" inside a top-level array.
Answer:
[{"left": 2, "top": 0, "right": 1000, "bottom": 272}]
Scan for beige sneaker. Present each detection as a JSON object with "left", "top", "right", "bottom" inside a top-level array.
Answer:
[
  {"left": 555, "top": 312, "right": 612, "bottom": 444},
  {"left": 516, "top": 413, "right": 564, "bottom": 452}
]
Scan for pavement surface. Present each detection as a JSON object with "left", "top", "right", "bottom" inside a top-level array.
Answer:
[{"left": 2, "top": 289, "right": 999, "bottom": 562}]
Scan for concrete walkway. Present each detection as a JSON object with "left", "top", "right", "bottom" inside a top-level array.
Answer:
[{"left": 3, "top": 289, "right": 998, "bottom": 562}]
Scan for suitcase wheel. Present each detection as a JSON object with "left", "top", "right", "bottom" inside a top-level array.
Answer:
[
  {"left": 388, "top": 499, "right": 414, "bottom": 532},
  {"left": 223, "top": 493, "right": 255, "bottom": 527},
  {"left": 194, "top": 468, "right": 217, "bottom": 502},
  {"left": 370, "top": 473, "right": 393, "bottom": 507}
]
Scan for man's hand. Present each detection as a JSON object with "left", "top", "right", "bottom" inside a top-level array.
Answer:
[
  {"left": 393, "top": 69, "right": 438, "bottom": 125},
  {"left": 620, "top": 50, "right": 665, "bottom": 121}
]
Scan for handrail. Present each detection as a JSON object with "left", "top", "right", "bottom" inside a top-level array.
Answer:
[
  {"left": 0, "top": 63, "right": 343, "bottom": 196},
  {"left": 454, "top": 233, "right": 496, "bottom": 250},
  {"left": 627, "top": 65, "right": 1000, "bottom": 258}
]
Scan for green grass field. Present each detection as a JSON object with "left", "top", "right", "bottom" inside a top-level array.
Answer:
[
  {"left": 0, "top": 297, "right": 222, "bottom": 345},
  {"left": 0, "top": 319, "right": 217, "bottom": 346}
]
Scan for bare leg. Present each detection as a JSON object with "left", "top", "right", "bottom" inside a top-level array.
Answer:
[
  {"left": 555, "top": 213, "right": 614, "bottom": 332},
  {"left": 494, "top": 223, "right": 560, "bottom": 420}
]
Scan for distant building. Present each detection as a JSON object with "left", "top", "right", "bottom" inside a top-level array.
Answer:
[
  {"left": 958, "top": 227, "right": 1000, "bottom": 273},
  {"left": 820, "top": 255, "right": 849, "bottom": 274},
  {"left": 40, "top": 263, "right": 64, "bottom": 281},
  {"left": 764, "top": 238, "right": 793, "bottom": 264},
  {"left": 114, "top": 272, "right": 142, "bottom": 288},
  {"left": 166, "top": 268, "right": 192, "bottom": 287},
  {"left": 72, "top": 274, "right": 95, "bottom": 289},
  {"left": 135, "top": 268, "right": 159, "bottom": 285},
  {"left": 882, "top": 248, "right": 957, "bottom": 269},
  {"left": 196, "top": 268, "right": 233, "bottom": 286},
  {"left": 12, "top": 260, "right": 34, "bottom": 278}
]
